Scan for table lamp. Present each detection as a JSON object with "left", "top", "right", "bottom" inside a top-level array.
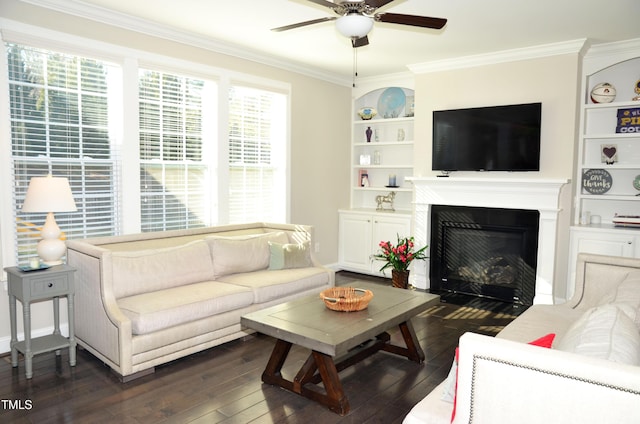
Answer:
[{"left": 21, "top": 175, "right": 77, "bottom": 265}]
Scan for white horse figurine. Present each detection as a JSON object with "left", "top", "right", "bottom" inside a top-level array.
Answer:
[{"left": 376, "top": 191, "right": 396, "bottom": 211}]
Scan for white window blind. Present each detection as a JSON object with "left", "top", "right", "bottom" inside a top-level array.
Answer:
[
  {"left": 8, "top": 43, "right": 120, "bottom": 264},
  {"left": 139, "top": 69, "right": 214, "bottom": 231},
  {"left": 228, "top": 85, "right": 286, "bottom": 223}
]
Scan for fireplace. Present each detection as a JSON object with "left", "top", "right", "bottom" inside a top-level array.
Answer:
[
  {"left": 430, "top": 205, "right": 539, "bottom": 305},
  {"left": 407, "top": 177, "right": 571, "bottom": 305}
]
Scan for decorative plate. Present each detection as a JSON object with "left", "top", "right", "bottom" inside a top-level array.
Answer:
[
  {"left": 18, "top": 264, "right": 51, "bottom": 272},
  {"left": 582, "top": 169, "right": 612, "bottom": 194},
  {"left": 633, "top": 175, "right": 640, "bottom": 191},
  {"left": 377, "top": 87, "right": 406, "bottom": 119}
]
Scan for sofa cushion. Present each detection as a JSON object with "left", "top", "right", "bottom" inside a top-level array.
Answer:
[
  {"left": 117, "top": 281, "right": 254, "bottom": 335},
  {"left": 217, "top": 267, "right": 329, "bottom": 304},
  {"left": 111, "top": 239, "right": 214, "bottom": 299},
  {"left": 555, "top": 304, "right": 640, "bottom": 365},
  {"left": 599, "top": 270, "right": 640, "bottom": 329},
  {"left": 496, "top": 304, "right": 582, "bottom": 343},
  {"left": 268, "top": 241, "right": 312, "bottom": 270},
  {"left": 206, "top": 232, "right": 289, "bottom": 279}
]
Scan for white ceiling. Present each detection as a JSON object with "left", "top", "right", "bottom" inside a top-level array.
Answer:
[{"left": 28, "top": 0, "right": 640, "bottom": 83}]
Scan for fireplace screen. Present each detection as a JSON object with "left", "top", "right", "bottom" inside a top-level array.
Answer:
[{"left": 430, "top": 205, "right": 539, "bottom": 305}]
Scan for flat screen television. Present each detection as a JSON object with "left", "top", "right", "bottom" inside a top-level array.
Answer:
[{"left": 432, "top": 102, "right": 541, "bottom": 172}]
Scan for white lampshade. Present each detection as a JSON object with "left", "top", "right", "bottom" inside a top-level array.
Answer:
[
  {"left": 335, "top": 13, "right": 374, "bottom": 39},
  {"left": 22, "top": 175, "right": 77, "bottom": 266},
  {"left": 22, "top": 175, "right": 77, "bottom": 213}
]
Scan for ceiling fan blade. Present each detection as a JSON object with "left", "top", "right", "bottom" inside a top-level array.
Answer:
[
  {"left": 305, "top": 0, "right": 339, "bottom": 10},
  {"left": 271, "top": 17, "right": 336, "bottom": 32},
  {"left": 376, "top": 13, "right": 447, "bottom": 29},
  {"left": 352, "top": 36, "right": 369, "bottom": 48},
  {"left": 364, "top": 0, "right": 397, "bottom": 9}
]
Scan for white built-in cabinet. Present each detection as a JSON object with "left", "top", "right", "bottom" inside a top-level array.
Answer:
[
  {"left": 338, "top": 84, "right": 415, "bottom": 277},
  {"left": 338, "top": 209, "right": 411, "bottom": 277},
  {"left": 568, "top": 39, "right": 640, "bottom": 295}
]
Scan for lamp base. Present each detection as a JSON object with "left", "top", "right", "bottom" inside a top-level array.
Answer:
[
  {"left": 37, "top": 238, "right": 66, "bottom": 266},
  {"left": 37, "top": 212, "right": 66, "bottom": 265}
]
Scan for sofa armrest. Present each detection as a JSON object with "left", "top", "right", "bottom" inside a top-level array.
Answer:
[
  {"left": 67, "top": 244, "right": 133, "bottom": 374},
  {"left": 453, "top": 332, "right": 640, "bottom": 424},
  {"left": 567, "top": 253, "right": 640, "bottom": 310}
]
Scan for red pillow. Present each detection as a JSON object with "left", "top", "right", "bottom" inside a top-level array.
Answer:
[
  {"left": 450, "top": 347, "right": 459, "bottom": 422},
  {"left": 449, "top": 333, "right": 555, "bottom": 423},
  {"left": 527, "top": 333, "right": 556, "bottom": 348}
]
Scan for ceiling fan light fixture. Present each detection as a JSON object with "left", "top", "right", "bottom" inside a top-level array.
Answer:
[{"left": 335, "top": 13, "right": 373, "bottom": 39}]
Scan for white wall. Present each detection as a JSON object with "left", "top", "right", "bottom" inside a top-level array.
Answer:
[{"left": 412, "top": 52, "right": 582, "bottom": 180}]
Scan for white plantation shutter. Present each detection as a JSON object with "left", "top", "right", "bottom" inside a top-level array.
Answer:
[
  {"left": 139, "top": 69, "right": 215, "bottom": 231},
  {"left": 8, "top": 43, "right": 120, "bottom": 264},
  {"left": 228, "top": 85, "right": 286, "bottom": 223},
  {"left": 5, "top": 38, "right": 289, "bottom": 265}
]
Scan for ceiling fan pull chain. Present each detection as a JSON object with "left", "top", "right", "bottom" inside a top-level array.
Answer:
[{"left": 352, "top": 46, "right": 358, "bottom": 88}]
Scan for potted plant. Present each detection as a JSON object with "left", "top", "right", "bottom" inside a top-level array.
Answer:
[{"left": 372, "top": 235, "right": 428, "bottom": 289}]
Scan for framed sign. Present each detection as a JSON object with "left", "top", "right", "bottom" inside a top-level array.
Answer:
[
  {"left": 616, "top": 107, "right": 640, "bottom": 133},
  {"left": 582, "top": 169, "right": 612, "bottom": 194}
]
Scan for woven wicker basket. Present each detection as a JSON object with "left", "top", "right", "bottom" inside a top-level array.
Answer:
[{"left": 320, "top": 287, "right": 374, "bottom": 312}]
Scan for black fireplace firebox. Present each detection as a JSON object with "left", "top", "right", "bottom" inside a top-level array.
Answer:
[{"left": 430, "top": 205, "right": 539, "bottom": 305}]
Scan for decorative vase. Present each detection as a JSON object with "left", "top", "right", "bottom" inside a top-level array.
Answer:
[
  {"left": 391, "top": 269, "right": 410, "bottom": 289},
  {"left": 366, "top": 126, "right": 372, "bottom": 142}
]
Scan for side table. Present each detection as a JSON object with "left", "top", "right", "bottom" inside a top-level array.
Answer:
[{"left": 5, "top": 264, "right": 76, "bottom": 379}]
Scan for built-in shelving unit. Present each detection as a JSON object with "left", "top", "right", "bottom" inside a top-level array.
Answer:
[
  {"left": 350, "top": 87, "right": 414, "bottom": 212},
  {"left": 339, "top": 84, "right": 415, "bottom": 277},
  {"left": 576, "top": 53, "right": 640, "bottom": 225},
  {"left": 576, "top": 95, "right": 640, "bottom": 225},
  {"left": 568, "top": 39, "right": 640, "bottom": 295}
]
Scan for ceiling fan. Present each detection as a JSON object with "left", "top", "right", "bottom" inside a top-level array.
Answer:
[{"left": 272, "top": 0, "right": 447, "bottom": 48}]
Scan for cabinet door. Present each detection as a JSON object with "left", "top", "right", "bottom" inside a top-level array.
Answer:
[
  {"left": 575, "top": 235, "right": 634, "bottom": 257},
  {"left": 371, "top": 215, "right": 412, "bottom": 276},
  {"left": 338, "top": 213, "right": 373, "bottom": 273}
]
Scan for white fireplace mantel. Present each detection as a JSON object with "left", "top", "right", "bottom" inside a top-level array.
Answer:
[{"left": 407, "top": 176, "right": 572, "bottom": 304}]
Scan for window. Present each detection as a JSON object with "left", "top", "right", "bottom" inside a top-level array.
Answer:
[
  {"left": 139, "top": 69, "right": 216, "bottom": 231},
  {"left": 228, "top": 85, "right": 286, "bottom": 223},
  {"left": 8, "top": 43, "right": 120, "bottom": 263},
  {"left": 3, "top": 28, "right": 290, "bottom": 267}
]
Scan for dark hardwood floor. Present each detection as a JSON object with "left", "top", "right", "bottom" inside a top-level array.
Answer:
[{"left": 1, "top": 272, "right": 524, "bottom": 423}]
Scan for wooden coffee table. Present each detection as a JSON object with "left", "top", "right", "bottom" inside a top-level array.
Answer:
[{"left": 241, "top": 281, "right": 440, "bottom": 415}]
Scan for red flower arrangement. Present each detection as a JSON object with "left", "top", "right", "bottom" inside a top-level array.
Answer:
[{"left": 372, "top": 235, "right": 428, "bottom": 273}]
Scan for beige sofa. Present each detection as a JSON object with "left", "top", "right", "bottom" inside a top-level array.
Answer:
[
  {"left": 66, "top": 222, "right": 334, "bottom": 381},
  {"left": 404, "top": 253, "right": 640, "bottom": 424}
]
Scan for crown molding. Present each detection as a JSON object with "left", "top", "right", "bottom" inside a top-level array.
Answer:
[
  {"left": 352, "top": 71, "right": 415, "bottom": 94},
  {"left": 408, "top": 39, "right": 588, "bottom": 74},
  {"left": 586, "top": 37, "right": 640, "bottom": 58},
  {"left": 19, "top": 0, "right": 353, "bottom": 87}
]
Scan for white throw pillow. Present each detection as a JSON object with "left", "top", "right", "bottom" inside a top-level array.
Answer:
[
  {"left": 268, "top": 241, "right": 312, "bottom": 270},
  {"left": 206, "top": 231, "right": 289, "bottom": 278},
  {"left": 599, "top": 271, "right": 640, "bottom": 330},
  {"left": 111, "top": 239, "right": 214, "bottom": 299},
  {"left": 556, "top": 304, "right": 640, "bottom": 365}
]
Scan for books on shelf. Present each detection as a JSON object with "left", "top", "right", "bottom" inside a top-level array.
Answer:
[{"left": 613, "top": 214, "right": 640, "bottom": 228}]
